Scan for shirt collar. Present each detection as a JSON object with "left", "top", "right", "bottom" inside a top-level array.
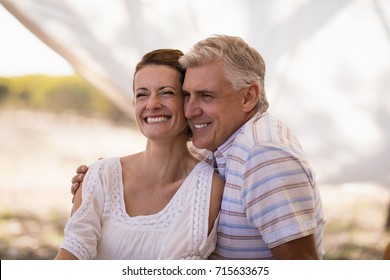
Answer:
[
  {"left": 212, "top": 112, "right": 264, "bottom": 177},
  {"left": 212, "top": 126, "right": 243, "bottom": 178}
]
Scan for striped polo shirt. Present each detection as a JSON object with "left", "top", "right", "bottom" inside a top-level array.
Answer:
[{"left": 204, "top": 112, "right": 325, "bottom": 259}]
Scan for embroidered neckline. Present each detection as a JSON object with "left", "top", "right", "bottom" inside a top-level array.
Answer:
[{"left": 106, "top": 158, "right": 206, "bottom": 230}]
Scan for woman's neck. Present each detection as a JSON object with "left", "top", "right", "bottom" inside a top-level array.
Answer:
[{"left": 141, "top": 137, "right": 195, "bottom": 184}]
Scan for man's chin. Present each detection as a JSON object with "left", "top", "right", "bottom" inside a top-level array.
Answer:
[
  {"left": 192, "top": 138, "right": 215, "bottom": 151},
  {"left": 191, "top": 137, "right": 207, "bottom": 150}
]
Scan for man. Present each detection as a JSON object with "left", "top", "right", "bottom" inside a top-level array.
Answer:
[{"left": 71, "top": 35, "right": 325, "bottom": 259}]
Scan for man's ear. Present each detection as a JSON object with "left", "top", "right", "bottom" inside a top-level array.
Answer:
[{"left": 241, "top": 82, "right": 260, "bottom": 113}]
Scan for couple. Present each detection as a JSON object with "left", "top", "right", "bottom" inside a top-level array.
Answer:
[{"left": 56, "top": 34, "right": 325, "bottom": 260}]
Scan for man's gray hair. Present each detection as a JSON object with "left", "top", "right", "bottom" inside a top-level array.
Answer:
[{"left": 179, "top": 34, "right": 269, "bottom": 113}]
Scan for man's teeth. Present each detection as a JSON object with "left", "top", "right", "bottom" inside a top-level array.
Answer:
[
  {"left": 194, "top": 123, "right": 208, "bottom": 129},
  {"left": 147, "top": 117, "right": 169, "bottom": 123}
]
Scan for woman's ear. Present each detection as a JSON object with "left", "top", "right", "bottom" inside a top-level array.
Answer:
[{"left": 241, "top": 82, "right": 260, "bottom": 113}]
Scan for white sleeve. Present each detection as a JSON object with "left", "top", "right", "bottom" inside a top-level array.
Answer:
[{"left": 60, "top": 161, "right": 105, "bottom": 259}]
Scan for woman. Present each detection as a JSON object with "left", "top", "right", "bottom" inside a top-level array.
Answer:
[{"left": 55, "top": 49, "right": 224, "bottom": 260}]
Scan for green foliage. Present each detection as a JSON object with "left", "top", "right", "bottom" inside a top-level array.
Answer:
[{"left": 0, "top": 75, "right": 129, "bottom": 122}]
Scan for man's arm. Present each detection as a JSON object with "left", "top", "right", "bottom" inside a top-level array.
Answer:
[
  {"left": 70, "top": 165, "right": 88, "bottom": 215},
  {"left": 243, "top": 145, "right": 324, "bottom": 260},
  {"left": 270, "top": 234, "right": 319, "bottom": 259},
  {"left": 71, "top": 182, "right": 83, "bottom": 215}
]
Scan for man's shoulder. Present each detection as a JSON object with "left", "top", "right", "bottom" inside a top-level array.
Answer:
[
  {"left": 234, "top": 112, "right": 305, "bottom": 158},
  {"left": 242, "top": 112, "right": 299, "bottom": 144},
  {"left": 235, "top": 112, "right": 272, "bottom": 146}
]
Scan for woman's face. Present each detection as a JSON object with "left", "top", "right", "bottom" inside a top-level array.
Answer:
[{"left": 134, "top": 65, "right": 187, "bottom": 140}]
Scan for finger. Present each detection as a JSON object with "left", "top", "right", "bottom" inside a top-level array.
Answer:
[
  {"left": 71, "top": 174, "right": 84, "bottom": 184},
  {"left": 71, "top": 182, "right": 79, "bottom": 195},
  {"left": 76, "top": 165, "right": 88, "bottom": 174}
]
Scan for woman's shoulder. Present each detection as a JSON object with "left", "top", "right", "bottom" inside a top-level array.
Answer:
[
  {"left": 193, "top": 160, "right": 211, "bottom": 170},
  {"left": 186, "top": 162, "right": 219, "bottom": 192},
  {"left": 88, "top": 157, "right": 120, "bottom": 169},
  {"left": 86, "top": 157, "right": 121, "bottom": 180},
  {"left": 193, "top": 162, "right": 224, "bottom": 198},
  {"left": 83, "top": 157, "right": 122, "bottom": 198}
]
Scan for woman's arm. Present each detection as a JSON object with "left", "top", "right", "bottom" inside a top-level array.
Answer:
[
  {"left": 55, "top": 249, "right": 79, "bottom": 260},
  {"left": 56, "top": 160, "right": 106, "bottom": 259}
]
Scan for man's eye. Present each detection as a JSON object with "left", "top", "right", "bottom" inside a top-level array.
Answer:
[{"left": 201, "top": 93, "right": 213, "bottom": 100}]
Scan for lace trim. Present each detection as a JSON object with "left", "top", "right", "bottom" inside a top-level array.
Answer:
[
  {"left": 63, "top": 160, "right": 105, "bottom": 259},
  {"left": 106, "top": 159, "right": 211, "bottom": 231},
  {"left": 63, "top": 159, "right": 214, "bottom": 259},
  {"left": 191, "top": 163, "right": 213, "bottom": 254},
  {"left": 66, "top": 160, "right": 104, "bottom": 221},
  {"left": 62, "top": 235, "right": 91, "bottom": 259}
]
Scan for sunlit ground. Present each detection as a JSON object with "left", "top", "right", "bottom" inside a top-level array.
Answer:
[{"left": 1, "top": 109, "right": 389, "bottom": 260}]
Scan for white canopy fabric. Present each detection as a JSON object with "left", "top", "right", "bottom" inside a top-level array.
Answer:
[
  {"left": 1, "top": 0, "right": 390, "bottom": 186},
  {"left": 0, "top": 0, "right": 357, "bottom": 118}
]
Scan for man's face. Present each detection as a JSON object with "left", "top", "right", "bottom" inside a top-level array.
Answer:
[{"left": 183, "top": 61, "right": 247, "bottom": 151}]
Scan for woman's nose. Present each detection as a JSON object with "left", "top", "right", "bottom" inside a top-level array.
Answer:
[{"left": 146, "top": 94, "right": 162, "bottom": 110}]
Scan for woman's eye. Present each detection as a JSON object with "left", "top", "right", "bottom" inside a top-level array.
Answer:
[
  {"left": 135, "top": 93, "right": 147, "bottom": 98},
  {"left": 161, "top": 91, "right": 174, "bottom": 95}
]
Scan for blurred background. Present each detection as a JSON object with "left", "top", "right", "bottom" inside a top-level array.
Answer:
[{"left": 0, "top": 0, "right": 389, "bottom": 259}]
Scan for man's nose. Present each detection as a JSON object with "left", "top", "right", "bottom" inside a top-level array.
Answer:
[{"left": 184, "top": 96, "right": 201, "bottom": 118}]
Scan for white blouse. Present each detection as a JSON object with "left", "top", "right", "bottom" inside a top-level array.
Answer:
[{"left": 60, "top": 158, "right": 218, "bottom": 259}]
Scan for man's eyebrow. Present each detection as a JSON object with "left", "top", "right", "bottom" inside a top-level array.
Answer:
[{"left": 183, "top": 88, "right": 215, "bottom": 94}]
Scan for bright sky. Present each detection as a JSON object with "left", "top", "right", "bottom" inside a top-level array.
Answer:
[{"left": 0, "top": 6, "right": 74, "bottom": 76}]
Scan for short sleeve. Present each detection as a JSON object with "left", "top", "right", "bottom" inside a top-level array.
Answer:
[
  {"left": 60, "top": 161, "right": 106, "bottom": 259},
  {"left": 242, "top": 144, "right": 318, "bottom": 248}
]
